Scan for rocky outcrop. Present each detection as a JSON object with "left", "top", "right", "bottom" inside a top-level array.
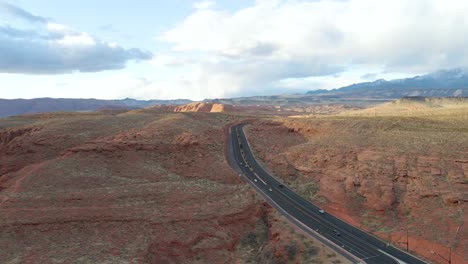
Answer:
[
  {"left": 173, "top": 132, "right": 200, "bottom": 146},
  {"left": 174, "top": 102, "right": 235, "bottom": 113},
  {"left": 174, "top": 102, "right": 213, "bottom": 112},
  {"left": 0, "top": 127, "right": 41, "bottom": 146}
]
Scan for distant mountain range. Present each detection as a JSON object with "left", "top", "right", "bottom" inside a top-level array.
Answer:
[
  {"left": 307, "top": 68, "right": 468, "bottom": 98},
  {"left": 0, "top": 98, "right": 192, "bottom": 118}
]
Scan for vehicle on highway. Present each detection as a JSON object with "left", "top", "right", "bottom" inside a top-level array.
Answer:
[
  {"left": 318, "top": 209, "right": 325, "bottom": 214},
  {"left": 268, "top": 188, "right": 273, "bottom": 192},
  {"left": 278, "top": 184, "right": 284, "bottom": 188},
  {"left": 254, "top": 179, "right": 258, "bottom": 182},
  {"left": 333, "top": 229, "right": 341, "bottom": 236}
]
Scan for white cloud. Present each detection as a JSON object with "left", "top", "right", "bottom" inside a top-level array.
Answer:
[
  {"left": 193, "top": 1, "right": 216, "bottom": 10},
  {"left": 157, "top": 0, "right": 468, "bottom": 97},
  {"left": 0, "top": 3, "right": 152, "bottom": 74},
  {"left": 46, "top": 22, "right": 70, "bottom": 32},
  {"left": 55, "top": 32, "right": 96, "bottom": 46},
  {"left": 150, "top": 55, "right": 186, "bottom": 68}
]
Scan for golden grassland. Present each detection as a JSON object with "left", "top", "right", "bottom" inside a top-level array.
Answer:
[
  {"left": 285, "top": 98, "right": 468, "bottom": 156},
  {"left": 341, "top": 97, "right": 468, "bottom": 118}
]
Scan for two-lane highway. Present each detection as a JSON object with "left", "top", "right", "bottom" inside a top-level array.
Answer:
[{"left": 226, "top": 123, "right": 428, "bottom": 264}]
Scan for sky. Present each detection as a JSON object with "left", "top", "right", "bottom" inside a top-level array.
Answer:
[{"left": 1, "top": 0, "right": 468, "bottom": 100}]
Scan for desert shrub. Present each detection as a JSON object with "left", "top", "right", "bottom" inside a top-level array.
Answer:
[
  {"left": 240, "top": 232, "right": 258, "bottom": 247},
  {"left": 284, "top": 243, "right": 297, "bottom": 260}
]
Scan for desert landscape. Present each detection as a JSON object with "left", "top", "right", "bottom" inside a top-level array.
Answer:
[
  {"left": 0, "top": 106, "right": 351, "bottom": 264},
  {"left": 0, "top": 98, "right": 466, "bottom": 263}
]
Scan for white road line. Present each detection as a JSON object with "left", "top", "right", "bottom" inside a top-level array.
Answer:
[{"left": 378, "top": 249, "right": 408, "bottom": 264}]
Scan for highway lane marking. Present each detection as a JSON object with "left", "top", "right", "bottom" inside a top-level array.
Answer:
[
  {"left": 378, "top": 249, "right": 408, "bottom": 264},
  {"left": 236, "top": 137, "right": 269, "bottom": 186},
  {"left": 238, "top": 152, "right": 267, "bottom": 185},
  {"left": 252, "top": 171, "right": 268, "bottom": 185}
]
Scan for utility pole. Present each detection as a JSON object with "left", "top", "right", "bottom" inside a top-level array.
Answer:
[
  {"left": 406, "top": 227, "right": 409, "bottom": 252},
  {"left": 428, "top": 224, "right": 460, "bottom": 264},
  {"left": 449, "top": 247, "right": 451, "bottom": 264},
  {"left": 429, "top": 248, "right": 451, "bottom": 264},
  {"left": 394, "top": 226, "right": 409, "bottom": 252},
  {"left": 447, "top": 225, "right": 460, "bottom": 264}
]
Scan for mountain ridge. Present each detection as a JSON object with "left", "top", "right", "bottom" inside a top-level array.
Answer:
[
  {"left": 307, "top": 68, "right": 468, "bottom": 98},
  {"left": 0, "top": 98, "right": 192, "bottom": 118}
]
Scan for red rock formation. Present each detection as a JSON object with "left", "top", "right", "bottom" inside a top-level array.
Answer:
[{"left": 173, "top": 102, "right": 236, "bottom": 113}]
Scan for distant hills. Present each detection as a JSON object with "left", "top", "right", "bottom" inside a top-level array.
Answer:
[
  {"left": 2, "top": 69, "right": 467, "bottom": 118},
  {"left": 0, "top": 98, "right": 192, "bottom": 118},
  {"left": 307, "top": 68, "right": 468, "bottom": 98},
  {"left": 209, "top": 68, "right": 467, "bottom": 107}
]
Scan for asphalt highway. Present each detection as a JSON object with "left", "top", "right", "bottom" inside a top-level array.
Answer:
[{"left": 226, "top": 123, "right": 428, "bottom": 264}]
